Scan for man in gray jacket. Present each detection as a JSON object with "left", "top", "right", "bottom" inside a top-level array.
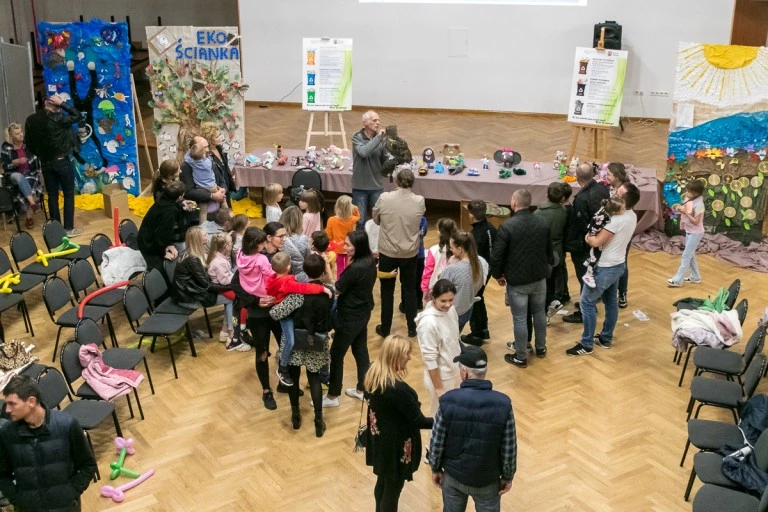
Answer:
[{"left": 351, "top": 111, "right": 394, "bottom": 230}]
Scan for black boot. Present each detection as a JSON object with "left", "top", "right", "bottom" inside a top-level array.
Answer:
[
  {"left": 291, "top": 405, "right": 302, "bottom": 430},
  {"left": 314, "top": 415, "right": 326, "bottom": 438}
]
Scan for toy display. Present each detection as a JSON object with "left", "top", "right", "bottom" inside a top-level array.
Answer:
[
  {"left": 418, "top": 166, "right": 429, "bottom": 176},
  {"left": 481, "top": 155, "right": 490, "bottom": 170},
  {"left": 422, "top": 147, "right": 436, "bottom": 169},
  {"left": 385, "top": 125, "right": 413, "bottom": 165},
  {"left": 244, "top": 154, "right": 261, "bottom": 167},
  {"left": 305, "top": 146, "right": 318, "bottom": 168},
  {"left": 441, "top": 144, "right": 461, "bottom": 166},
  {"left": 290, "top": 156, "right": 303, "bottom": 167},
  {"left": 434, "top": 162, "right": 445, "bottom": 174},
  {"left": 533, "top": 162, "right": 542, "bottom": 177},
  {"left": 498, "top": 168, "right": 512, "bottom": 179},
  {"left": 262, "top": 151, "right": 275, "bottom": 170},
  {"left": 274, "top": 144, "right": 289, "bottom": 166},
  {"left": 467, "top": 168, "right": 479, "bottom": 177},
  {"left": 493, "top": 149, "right": 522, "bottom": 169},
  {"left": 324, "top": 145, "right": 350, "bottom": 170}
]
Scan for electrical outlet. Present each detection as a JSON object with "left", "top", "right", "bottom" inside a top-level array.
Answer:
[
  {"left": 650, "top": 91, "right": 669, "bottom": 97},
  {"left": 633, "top": 90, "right": 643, "bottom": 96}
]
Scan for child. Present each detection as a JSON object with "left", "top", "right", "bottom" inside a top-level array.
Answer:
[
  {"left": 421, "top": 218, "right": 458, "bottom": 303},
  {"left": 299, "top": 188, "right": 324, "bottom": 237},
  {"left": 463, "top": 201, "right": 497, "bottom": 344},
  {"left": 230, "top": 213, "right": 249, "bottom": 262},
  {"left": 559, "top": 182, "right": 574, "bottom": 303},
  {"left": 325, "top": 195, "right": 359, "bottom": 279},
  {"left": 400, "top": 215, "right": 428, "bottom": 314},
  {"left": 264, "top": 183, "right": 283, "bottom": 223},
  {"left": 267, "top": 251, "right": 333, "bottom": 387},
  {"left": 365, "top": 219, "right": 380, "bottom": 259},
  {"left": 311, "top": 230, "right": 336, "bottom": 285},
  {"left": 668, "top": 180, "right": 705, "bottom": 287},
  {"left": 207, "top": 233, "right": 236, "bottom": 343},
  {"left": 185, "top": 140, "right": 225, "bottom": 220},
  {"left": 230, "top": 227, "right": 274, "bottom": 352},
  {"left": 582, "top": 196, "right": 625, "bottom": 288}
]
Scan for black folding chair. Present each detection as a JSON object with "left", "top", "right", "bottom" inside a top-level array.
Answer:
[
  {"left": 10, "top": 230, "right": 69, "bottom": 276},
  {"left": 118, "top": 219, "right": 138, "bottom": 245},
  {"left": 142, "top": 268, "right": 213, "bottom": 338},
  {"left": 686, "top": 355, "right": 765, "bottom": 423},
  {"left": 89, "top": 233, "right": 113, "bottom": 276},
  {"left": 0, "top": 187, "right": 21, "bottom": 232},
  {"left": 42, "top": 219, "right": 91, "bottom": 261}
]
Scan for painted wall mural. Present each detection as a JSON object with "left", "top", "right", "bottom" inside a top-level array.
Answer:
[
  {"left": 666, "top": 43, "right": 768, "bottom": 243},
  {"left": 37, "top": 19, "right": 139, "bottom": 195}
]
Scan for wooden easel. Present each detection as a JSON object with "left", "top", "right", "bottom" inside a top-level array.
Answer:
[
  {"left": 568, "top": 123, "right": 608, "bottom": 162},
  {"left": 130, "top": 74, "right": 154, "bottom": 196},
  {"left": 305, "top": 112, "right": 347, "bottom": 150}
]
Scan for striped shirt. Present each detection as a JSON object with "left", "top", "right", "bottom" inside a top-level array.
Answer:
[{"left": 440, "top": 258, "right": 488, "bottom": 316}]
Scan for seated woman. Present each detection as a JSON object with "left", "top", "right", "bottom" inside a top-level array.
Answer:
[
  {"left": 199, "top": 122, "right": 238, "bottom": 202},
  {"left": 1, "top": 122, "right": 41, "bottom": 228},
  {"left": 271, "top": 254, "right": 333, "bottom": 437}
]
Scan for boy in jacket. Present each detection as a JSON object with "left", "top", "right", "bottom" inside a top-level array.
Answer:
[{"left": 462, "top": 200, "right": 497, "bottom": 346}]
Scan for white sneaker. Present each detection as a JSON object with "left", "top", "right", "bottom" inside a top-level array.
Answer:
[
  {"left": 218, "top": 330, "right": 230, "bottom": 343},
  {"left": 65, "top": 227, "right": 83, "bottom": 237},
  {"left": 667, "top": 278, "right": 683, "bottom": 288},
  {"left": 505, "top": 342, "right": 515, "bottom": 351},
  {"left": 345, "top": 388, "right": 364, "bottom": 401},
  {"left": 321, "top": 395, "right": 339, "bottom": 408},
  {"left": 546, "top": 300, "right": 563, "bottom": 318},
  {"left": 583, "top": 275, "right": 596, "bottom": 288},
  {"left": 684, "top": 277, "right": 702, "bottom": 284}
]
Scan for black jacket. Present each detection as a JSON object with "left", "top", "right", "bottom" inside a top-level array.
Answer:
[
  {"left": 0, "top": 405, "right": 96, "bottom": 512},
  {"left": 137, "top": 196, "right": 190, "bottom": 271},
  {"left": 181, "top": 146, "right": 236, "bottom": 206},
  {"left": 293, "top": 279, "right": 333, "bottom": 336},
  {"left": 172, "top": 255, "right": 220, "bottom": 308},
  {"left": 336, "top": 257, "right": 377, "bottom": 318},
  {"left": 490, "top": 210, "right": 553, "bottom": 286},
  {"left": 470, "top": 218, "right": 497, "bottom": 263},
  {"left": 564, "top": 180, "right": 610, "bottom": 254},
  {"left": 24, "top": 105, "right": 80, "bottom": 163}
]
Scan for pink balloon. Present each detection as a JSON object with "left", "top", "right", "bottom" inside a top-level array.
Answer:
[
  {"left": 100, "top": 469, "right": 154, "bottom": 502},
  {"left": 114, "top": 437, "right": 136, "bottom": 455}
]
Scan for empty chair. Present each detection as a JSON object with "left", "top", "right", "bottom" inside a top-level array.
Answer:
[
  {"left": 89, "top": 233, "right": 112, "bottom": 276},
  {"left": 118, "top": 219, "right": 138, "bottom": 245},
  {"left": 122, "top": 284, "right": 195, "bottom": 379},
  {"left": 59, "top": 341, "right": 142, "bottom": 420},
  {"left": 0, "top": 186, "right": 21, "bottom": 232},
  {"left": 41, "top": 275, "right": 115, "bottom": 361},
  {"left": 692, "top": 483, "right": 768, "bottom": 512},
  {"left": 68, "top": 258, "right": 125, "bottom": 315},
  {"left": 42, "top": 219, "right": 91, "bottom": 261},
  {"left": 0, "top": 290, "right": 32, "bottom": 338},
  {"left": 37, "top": 366, "right": 121, "bottom": 480},
  {"left": 686, "top": 354, "right": 766, "bottom": 422},
  {"left": 142, "top": 268, "right": 213, "bottom": 338},
  {"left": 75, "top": 318, "right": 154, "bottom": 395},
  {"left": 693, "top": 324, "right": 766, "bottom": 385},
  {"left": 10, "top": 230, "right": 69, "bottom": 276}
]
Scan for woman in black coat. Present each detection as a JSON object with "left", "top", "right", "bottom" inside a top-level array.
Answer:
[{"left": 365, "top": 334, "right": 433, "bottom": 512}]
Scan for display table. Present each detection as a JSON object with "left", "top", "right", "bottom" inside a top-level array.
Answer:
[{"left": 234, "top": 149, "right": 662, "bottom": 234}]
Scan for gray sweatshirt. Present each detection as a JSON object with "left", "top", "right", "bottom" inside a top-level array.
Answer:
[
  {"left": 441, "top": 258, "right": 489, "bottom": 316},
  {"left": 352, "top": 129, "right": 388, "bottom": 190}
]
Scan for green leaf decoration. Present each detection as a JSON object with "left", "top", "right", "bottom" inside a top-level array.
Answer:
[
  {"left": 744, "top": 223, "right": 751, "bottom": 230},
  {"left": 725, "top": 218, "right": 731, "bottom": 227},
  {"left": 730, "top": 193, "right": 736, "bottom": 202},
  {"left": 736, "top": 189, "right": 743, "bottom": 197},
  {"left": 708, "top": 189, "right": 715, "bottom": 197},
  {"left": 760, "top": 171, "right": 765, "bottom": 179},
  {"left": 712, "top": 211, "right": 717, "bottom": 217},
  {"left": 722, "top": 185, "right": 728, "bottom": 194},
  {"left": 755, "top": 189, "right": 760, "bottom": 197}
]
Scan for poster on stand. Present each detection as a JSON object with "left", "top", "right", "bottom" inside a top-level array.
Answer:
[
  {"left": 302, "top": 38, "right": 353, "bottom": 111},
  {"left": 567, "top": 47, "right": 628, "bottom": 127},
  {"left": 146, "top": 26, "right": 246, "bottom": 166},
  {"left": 37, "top": 19, "right": 139, "bottom": 195}
]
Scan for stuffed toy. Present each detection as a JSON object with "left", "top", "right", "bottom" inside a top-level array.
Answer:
[
  {"left": 262, "top": 151, "right": 275, "bottom": 170},
  {"left": 385, "top": 125, "right": 412, "bottom": 165}
]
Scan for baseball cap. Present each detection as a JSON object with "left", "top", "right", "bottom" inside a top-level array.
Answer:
[{"left": 453, "top": 344, "right": 488, "bottom": 369}]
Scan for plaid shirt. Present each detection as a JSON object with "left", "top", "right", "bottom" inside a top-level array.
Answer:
[{"left": 429, "top": 406, "right": 517, "bottom": 482}]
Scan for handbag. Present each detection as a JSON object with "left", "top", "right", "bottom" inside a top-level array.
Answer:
[
  {"left": 353, "top": 398, "right": 368, "bottom": 452},
  {"left": 293, "top": 329, "right": 327, "bottom": 352},
  {"left": 0, "top": 339, "right": 32, "bottom": 371}
]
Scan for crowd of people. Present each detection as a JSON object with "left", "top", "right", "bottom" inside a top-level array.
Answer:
[{"left": 0, "top": 104, "right": 652, "bottom": 511}]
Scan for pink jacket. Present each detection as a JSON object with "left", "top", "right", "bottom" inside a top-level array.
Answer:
[
  {"left": 78, "top": 344, "right": 144, "bottom": 401},
  {"left": 303, "top": 212, "right": 322, "bottom": 238},
  {"left": 421, "top": 245, "right": 449, "bottom": 294},
  {"left": 236, "top": 250, "right": 274, "bottom": 297},
  {"left": 208, "top": 252, "right": 234, "bottom": 286}
]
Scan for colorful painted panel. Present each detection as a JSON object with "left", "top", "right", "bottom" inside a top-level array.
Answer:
[
  {"left": 666, "top": 43, "right": 768, "bottom": 242},
  {"left": 37, "top": 19, "right": 139, "bottom": 195}
]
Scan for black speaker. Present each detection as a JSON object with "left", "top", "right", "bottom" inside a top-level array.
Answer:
[{"left": 593, "top": 21, "right": 622, "bottom": 50}]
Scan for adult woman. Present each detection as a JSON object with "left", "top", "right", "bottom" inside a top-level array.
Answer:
[
  {"left": 172, "top": 226, "right": 233, "bottom": 333},
  {"left": 324, "top": 230, "right": 377, "bottom": 407},
  {"left": 440, "top": 231, "right": 488, "bottom": 333},
  {"left": 199, "top": 122, "right": 238, "bottom": 202},
  {"left": 1, "top": 122, "right": 40, "bottom": 228},
  {"left": 607, "top": 162, "right": 631, "bottom": 309},
  {"left": 415, "top": 279, "right": 461, "bottom": 416},
  {"left": 279, "top": 206, "right": 311, "bottom": 282},
  {"left": 365, "top": 334, "right": 433, "bottom": 512},
  {"left": 273, "top": 254, "right": 333, "bottom": 437},
  {"left": 151, "top": 159, "right": 181, "bottom": 201}
]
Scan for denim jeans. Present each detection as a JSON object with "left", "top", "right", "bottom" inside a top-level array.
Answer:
[
  {"left": 278, "top": 316, "right": 295, "bottom": 368},
  {"left": 506, "top": 279, "right": 547, "bottom": 357},
  {"left": 215, "top": 294, "right": 233, "bottom": 330},
  {"left": 618, "top": 242, "right": 631, "bottom": 295},
  {"left": 580, "top": 263, "right": 625, "bottom": 348},
  {"left": 442, "top": 472, "right": 501, "bottom": 512},
  {"left": 41, "top": 157, "right": 75, "bottom": 230},
  {"left": 351, "top": 188, "right": 382, "bottom": 231},
  {"left": 670, "top": 231, "right": 704, "bottom": 284},
  {"left": 457, "top": 306, "right": 473, "bottom": 334},
  {"left": 9, "top": 172, "right": 33, "bottom": 198}
]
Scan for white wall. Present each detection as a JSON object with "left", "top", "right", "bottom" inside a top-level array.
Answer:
[{"left": 239, "top": 0, "right": 735, "bottom": 118}]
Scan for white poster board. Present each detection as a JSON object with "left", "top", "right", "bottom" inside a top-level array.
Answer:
[
  {"left": 567, "top": 47, "right": 628, "bottom": 127},
  {"left": 146, "top": 26, "right": 246, "bottom": 166},
  {"left": 302, "top": 38, "right": 353, "bottom": 111}
]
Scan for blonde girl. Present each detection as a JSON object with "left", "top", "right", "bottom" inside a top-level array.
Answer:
[
  {"left": 299, "top": 188, "right": 323, "bottom": 237},
  {"left": 207, "top": 233, "right": 236, "bottom": 341},
  {"left": 325, "top": 194, "right": 360, "bottom": 278},
  {"left": 264, "top": 183, "right": 284, "bottom": 223}
]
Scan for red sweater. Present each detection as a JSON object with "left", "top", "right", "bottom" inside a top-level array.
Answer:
[{"left": 266, "top": 273, "right": 326, "bottom": 304}]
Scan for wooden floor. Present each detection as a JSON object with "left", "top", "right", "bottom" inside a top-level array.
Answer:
[{"left": 3, "top": 107, "right": 767, "bottom": 511}]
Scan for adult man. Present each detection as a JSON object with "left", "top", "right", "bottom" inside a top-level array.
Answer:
[
  {"left": 565, "top": 183, "right": 638, "bottom": 356},
  {"left": 0, "top": 375, "right": 97, "bottom": 512},
  {"left": 373, "top": 169, "right": 425, "bottom": 338},
  {"left": 201, "top": 207, "right": 233, "bottom": 253},
  {"left": 351, "top": 110, "right": 394, "bottom": 230},
  {"left": 180, "top": 136, "right": 228, "bottom": 222},
  {"left": 24, "top": 94, "right": 82, "bottom": 236},
  {"left": 429, "top": 345, "right": 516, "bottom": 512},
  {"left": 490, "top": 189, "right": 553, "bottom": 368},
  {"left": 562, "top": 163, "right": 610, "bottom": 323}
]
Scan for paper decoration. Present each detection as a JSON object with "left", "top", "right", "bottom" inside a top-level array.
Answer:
[
  {"left": 37, "top": 19, "right": 139, "bottom": 195},
  {"left": 567, "top": 47, "right": 628, "bottom": 127},
  {"left": 302, "top": 38, "right": 353, "bottom": 111}
]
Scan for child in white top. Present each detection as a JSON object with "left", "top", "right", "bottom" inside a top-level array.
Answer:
[{"left": 263, "top": 183, "right": 283, "bottom": 224}]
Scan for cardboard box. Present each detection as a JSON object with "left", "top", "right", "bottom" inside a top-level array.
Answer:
[{"left": 103, "top": 184, "right": 129, "bottom": 219}]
